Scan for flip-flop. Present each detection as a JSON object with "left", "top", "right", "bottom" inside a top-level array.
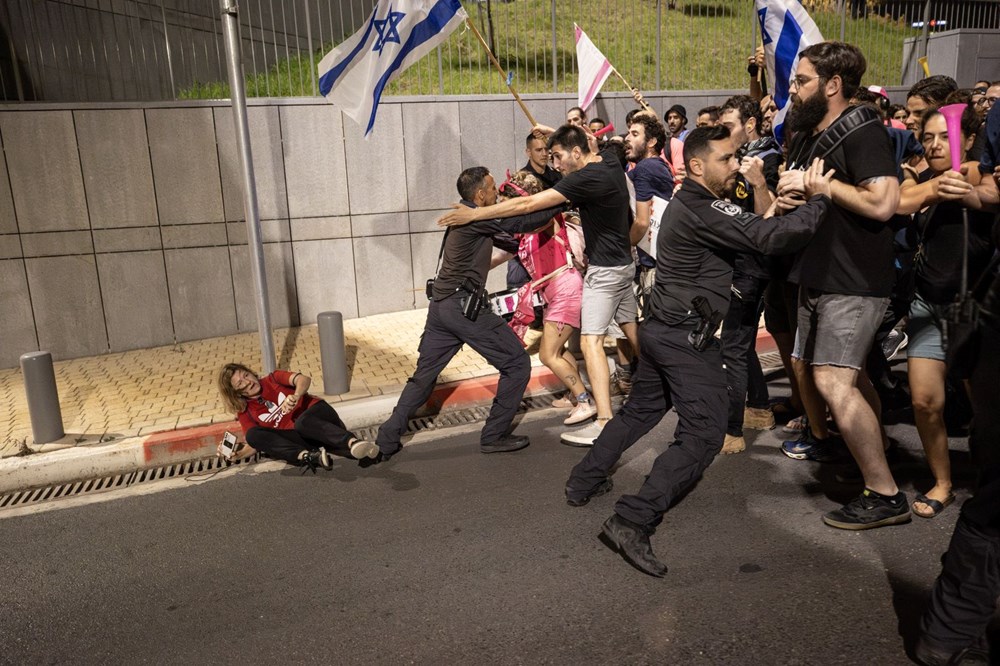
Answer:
[{"left": 912, "top": 493, "right": 956, "bottom": 519}]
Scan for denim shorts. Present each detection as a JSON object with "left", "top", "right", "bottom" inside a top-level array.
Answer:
[
  {"left": 906, "top": 292, "right": 946, "bottom": 362},
  {"left": 792, "top": 288, "right": 889, "bottom": 369},
  {"left": 580, "top": 263, "right": 638, "bottom": 336}
]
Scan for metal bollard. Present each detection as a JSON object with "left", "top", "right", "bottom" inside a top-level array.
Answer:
[
  {"left": 317, "top": 311, "right": 350, "bottom": 395},
  {"left": 20, "top": 351, "right": 64, "bottom": 444}
]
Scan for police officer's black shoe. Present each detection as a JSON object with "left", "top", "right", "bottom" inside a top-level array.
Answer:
[
  {"left": 565, "top": 477, "right": 613, "bottom": 507},
  {"left": 600, "top": 513, "right": 668, "bottom": 578},
  {"left": 480, "top": 435, "right": 530, "bottom": 454}
]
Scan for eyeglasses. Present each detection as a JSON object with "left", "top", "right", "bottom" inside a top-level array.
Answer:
[
  {"left": 788, "top": 74, "right": 821, "bottom": 90},
  {"left": 976, "top": 96, "right": 999, "bottom": 107},
  {"left": 972, "top": 87, "right": 988, "bottom": 95}
]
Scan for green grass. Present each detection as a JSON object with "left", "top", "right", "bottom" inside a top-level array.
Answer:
[{"left": 179, "top": 1, "right": 918, "bottom": 100}]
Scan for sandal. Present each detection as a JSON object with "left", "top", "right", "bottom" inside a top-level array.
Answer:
[{"left": 912, "top": 492, "right": 956, "bottom": 519}]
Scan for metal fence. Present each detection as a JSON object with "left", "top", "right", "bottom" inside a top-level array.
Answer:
[{"left": 2, "top": 0, "right": 998, "bottom": 103}]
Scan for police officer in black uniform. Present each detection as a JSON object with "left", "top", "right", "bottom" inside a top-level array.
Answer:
[
  {"left": 375, "top": 167, "right": 562, "bottom": 459},
  {"left": 564, "top": 126, "right": 834, "bottom": 577}
]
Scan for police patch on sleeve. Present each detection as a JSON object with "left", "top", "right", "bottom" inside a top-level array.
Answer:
[{"left": 711, "top": 200, "right": 742, "bottom": 217}]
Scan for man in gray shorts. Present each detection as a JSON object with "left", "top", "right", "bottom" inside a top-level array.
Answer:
[
  {"left": 777, "top": 41, "right": 905, "bottom": 530},
  {"left": 438, "top": 124, "right": 638, "bottom": 446}
]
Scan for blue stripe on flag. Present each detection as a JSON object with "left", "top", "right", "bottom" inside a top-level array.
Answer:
[
  {"left": 772, "top": 11, "right": 803, "bottom": 110},
  {"left": 318, "top": 12, "right": 378, "bottom": 97},
  {"left": 365, "top": 0, "right": 462, "bottom": 134}
]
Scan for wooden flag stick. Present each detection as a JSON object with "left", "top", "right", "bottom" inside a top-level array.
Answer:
[
  {"left": 612, "top": 67, "right": 652, "bottom": 113},
  {"left": 464, "top": 17, "right": 537, "bottom": 126}
]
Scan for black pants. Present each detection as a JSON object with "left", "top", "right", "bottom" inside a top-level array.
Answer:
[
  {"left": 246, "top": 401, "right": 356, "bottom": 465},
  {"left": 566, "top": 318, "right": 728, "bottom": 529},
  {"left": 721, "top": 271, "right": 770, "bottom": 437},
  {"left": 376, "top": 296, "right": 530, "bottom": 453},
  {"left": 920, "top": 323, "right": 1000, "bottom": 653}
]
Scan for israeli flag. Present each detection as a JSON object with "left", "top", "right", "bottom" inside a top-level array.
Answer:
[
  {"left": 755, "top": 0, "right": 824, "bottom": 143},
  {"left": 318, "top": 0, "right": 467, "bottom": 136}
]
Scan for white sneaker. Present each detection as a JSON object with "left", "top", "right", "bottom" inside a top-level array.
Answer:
[
  {"left": 349, "top": 439, "right": 379, "bottom": 459},
  {"left": 564, "top": 400, "right": 597, "bottom": 425},
  {"left": 551, "top": 396, "right": 574, "bottom": 409},
  {"left": 560, "top": 420, "right": 606, "bottom": 447}
]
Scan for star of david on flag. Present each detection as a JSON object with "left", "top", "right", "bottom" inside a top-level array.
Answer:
[
  {"left": 755, "top": 0, "right": 824, "bottom": 143},
  {"left": 318, "top": 0, "right": 467, "bottom": 136},
  {"left": 373, "top": 7, "right": 405, "bottom": 53}
]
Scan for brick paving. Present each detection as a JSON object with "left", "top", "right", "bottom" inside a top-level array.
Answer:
[{"left": 0, "top": 309, "right": 547, "bottom": 457}]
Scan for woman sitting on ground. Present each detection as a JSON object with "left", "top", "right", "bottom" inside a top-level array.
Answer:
[{"left": 216, "top": 363, "right": 378, "bottom": 472}]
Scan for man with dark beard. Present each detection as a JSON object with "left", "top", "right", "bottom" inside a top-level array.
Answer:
[
  {"left": 776, "top": 42, "right": 905, "bottom": 530},
  {"left": 564, "top": 126, "right": 833, "bottom": 577}
]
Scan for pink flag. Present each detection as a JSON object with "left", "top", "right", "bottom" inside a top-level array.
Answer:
[{"left": 575, "top": 24, "right": 613, "bottom": 112}]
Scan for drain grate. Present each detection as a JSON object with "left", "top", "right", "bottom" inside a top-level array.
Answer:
[
  {"left": 0, "top": 392, "right": 564, "bottom": 512},
  {"left": 0, "top": 454, "right": 263, "bottom": 511}
]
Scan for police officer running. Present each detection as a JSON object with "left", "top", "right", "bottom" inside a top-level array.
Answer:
[
  {"left": 375, "top": 167, "right": 562, "bottom": 459},
  {"left": 564, "top": 126, "right": 835, "bottom": 577}
]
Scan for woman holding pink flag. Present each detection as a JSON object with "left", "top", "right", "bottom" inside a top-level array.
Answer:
[{"left": 497, "top": 171, "right": 595, "bottom": 427}]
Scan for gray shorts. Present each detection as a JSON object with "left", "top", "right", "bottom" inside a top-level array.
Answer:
[
  {"left": 907, "top": 292, "right": 946, "bottom": 362},
  {"left": 580, "top": 263, "right": 638, "bottom": 336},
  {"left": 792, "top": 288, "right": 888, "bottom": 369}
]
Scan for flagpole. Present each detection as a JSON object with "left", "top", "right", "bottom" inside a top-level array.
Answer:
[
  {"left": 612, "top": 67, "right": 652, "bottom": 113},
  {"left": 463, "top": 17, "right": 537, "bottom": 126}
]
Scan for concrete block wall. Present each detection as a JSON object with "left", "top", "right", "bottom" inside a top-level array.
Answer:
[{"left": 0, "top": 89, "right": 740, "bottom": 368}]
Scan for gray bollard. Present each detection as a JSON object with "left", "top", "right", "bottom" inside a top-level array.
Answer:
[
  {"left": 317, "top": 311, "right": 350, "bottom": 395},
  {"left": 20, "top": 351, "right": 64, "bottom": 444}
]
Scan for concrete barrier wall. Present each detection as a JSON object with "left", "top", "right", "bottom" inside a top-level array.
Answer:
[{"left": 0, "top": 89, "right": 750, "bottom": 367}]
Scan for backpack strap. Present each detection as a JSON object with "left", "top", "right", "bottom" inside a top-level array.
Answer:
[
  {"left": 812, "top": 105, "right": 883, "bottom": 162},
  {"left": 787, "top": 105, "right": 883, "bottom": 170}
]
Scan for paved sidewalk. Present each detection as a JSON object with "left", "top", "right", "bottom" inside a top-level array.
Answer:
[{"left": 1, "top": 308, "right": 551, "bottom": 457}]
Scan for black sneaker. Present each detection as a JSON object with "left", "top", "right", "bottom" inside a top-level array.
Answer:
[
  {"left": 480, "top": 434, "right": 530, "bottom": 454},
  {"left": 565, "top": 477, "right": 613, "bottom": 507},
  {"left": 822, "top": 489, "right": 911, "bottom": 530},
  {"left": 299, "top": 450, "right": 322, "bottom": 474}
]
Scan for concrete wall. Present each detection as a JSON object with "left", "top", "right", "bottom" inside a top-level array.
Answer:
[
  {"left": 0, "top": 89, "right": 737, "bottom": 368},
  {"left": 901, "top": 29, "right": 1000, "bottom": 87}
]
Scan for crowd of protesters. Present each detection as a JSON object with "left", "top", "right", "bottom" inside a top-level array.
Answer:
[{"left": 214, "top": 39, "right": 1000, "bottom": 664}]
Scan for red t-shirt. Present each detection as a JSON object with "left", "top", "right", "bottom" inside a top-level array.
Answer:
[{"left": 236, "top": 371, "right": 319, "bottom": 432}]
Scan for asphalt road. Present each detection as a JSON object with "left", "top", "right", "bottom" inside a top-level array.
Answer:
[{"left": 1, "top": 390, "right": 996, "bottom": 665}]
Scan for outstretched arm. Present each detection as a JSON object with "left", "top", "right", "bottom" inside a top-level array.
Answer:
[{"left": 437, "top": 188, "right": 568, "bottom": 227}]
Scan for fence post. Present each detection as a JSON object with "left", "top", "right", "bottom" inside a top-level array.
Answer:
[
  {"left": 438, "top": 46, "right": 444, "bottom": 94},
  {"left": 20, "top": 352, "right": 64, "bottom": 445},
  {"left": 551, "top": 0, "right": 558, "bottom": 93},
  {"left": 317, "top": 312, "right": 350, "bottom": 395},
  {"left": 159, "top": 0, "right": 177, "bottom": 98},
  {"left": 305, "top": 0, "right": 316, "bottom": 96},
  {"left": 839, "top": 0, "right": 847, "bottom": 42},
  {"left": 656, "top": 0, "right": 662, "bottom": 90}
]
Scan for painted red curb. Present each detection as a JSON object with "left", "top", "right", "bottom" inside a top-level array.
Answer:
[
  {"left": 756, "top": 327, "right": 777, "bottom": 354},
  {"left": 142, "top": 422, "right": 233, "bottom": 464},
  {"left": 420, "top": 365, "right": 563, "bottom": 414}
]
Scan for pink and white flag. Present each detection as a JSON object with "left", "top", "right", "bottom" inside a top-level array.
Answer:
[{"left": 575, "top": 24, "right": 613, "bottom": 112}]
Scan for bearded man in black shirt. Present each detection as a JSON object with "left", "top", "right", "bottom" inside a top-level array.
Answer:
[{"left": 776, "top": 41, "right": 906, "bottom": 530}]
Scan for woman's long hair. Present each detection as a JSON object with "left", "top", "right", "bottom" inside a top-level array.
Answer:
[{"left": 217, "top": 362, "right": 257, "bottom": 414}]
